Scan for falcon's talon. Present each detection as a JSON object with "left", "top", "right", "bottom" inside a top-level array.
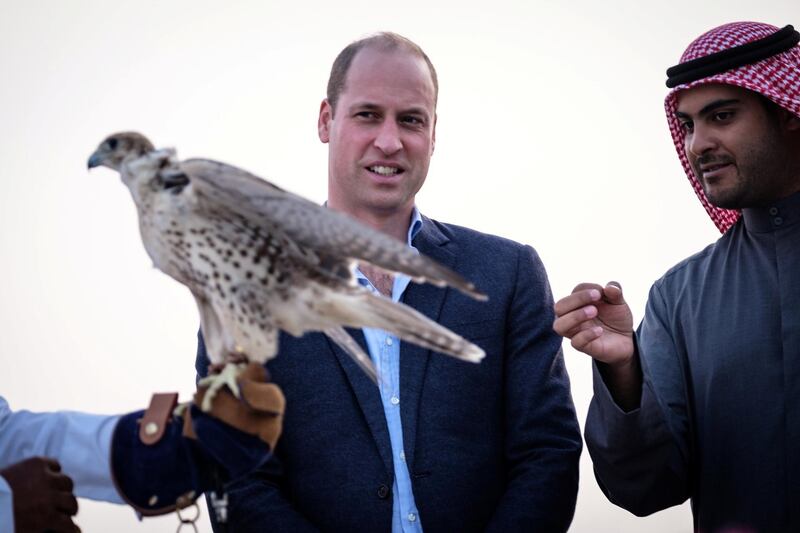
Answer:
[
  {"left": 172, "top": 402, "right": 190, "bottom": 418},
  {"left": 198, "top": 362, "right": 245, "bottom": 412}
]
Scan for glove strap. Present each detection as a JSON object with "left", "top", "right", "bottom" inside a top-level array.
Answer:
[{"left": 139, "top": 393, "right": 178, "bottom": 445}]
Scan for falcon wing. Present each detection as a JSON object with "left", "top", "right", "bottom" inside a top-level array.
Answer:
[{"left": 177, "top": 158, "right": 487, "bottom": 301}]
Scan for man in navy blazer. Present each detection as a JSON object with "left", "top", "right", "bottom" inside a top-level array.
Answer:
[{"left": 196, "top": 31, "right": 581, "bottom": 532}]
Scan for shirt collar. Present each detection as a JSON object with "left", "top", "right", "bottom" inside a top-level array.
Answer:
[
  {"left": 322, "top": 202, "right": 423, "bottom": 247},
  {"left": 355, "top": 207, "right": 424, "bottom": 286},
  {"left": 406, "top": 206, "right": 423, "bottom": 247},
  {"left": 742, "top": 189, "right": 800, "bottom": 234}
]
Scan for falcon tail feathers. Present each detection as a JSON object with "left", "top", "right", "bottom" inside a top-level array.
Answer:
[
  {"left": 397, "top": 267, "right": 488, "bottom": 303},
  {"left": 323, "top": 291, "right": 485, "bottom": 364},
  {"left": 324, "top": 326, "right": 379, "bottom": 383}
]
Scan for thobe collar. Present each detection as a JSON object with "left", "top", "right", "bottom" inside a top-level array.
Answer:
[{"left": 742, "top": 189, "right": 800, "bottom": 234}]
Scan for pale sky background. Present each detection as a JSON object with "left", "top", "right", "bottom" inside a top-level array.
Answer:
[{"left": 0, "top": 1, "right": 796, "bottom": 531}]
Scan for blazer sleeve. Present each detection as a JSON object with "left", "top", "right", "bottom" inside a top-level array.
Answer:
[
  {"left": 484, "top": 245, "right": 582, "bottom": 533},
  {"left": 195, "top": 332, "right": 320, "bottom": 533},
  {"left": 584, "top": 282, "right": 691, "bottom": 516}
]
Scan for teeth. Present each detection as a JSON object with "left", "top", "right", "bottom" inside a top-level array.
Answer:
[{"left": 369, "top": 165, "right": 400, "bottom": 176}]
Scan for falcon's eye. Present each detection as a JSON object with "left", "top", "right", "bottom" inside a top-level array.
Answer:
[{"left": 107, "top": 138, "right": 119, "bottom": 150}]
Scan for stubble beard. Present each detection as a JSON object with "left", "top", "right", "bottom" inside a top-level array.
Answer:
[
  {"left": 700, "top": 166, "right": 751, "bottom": 209},
  {"left": 699, "top": 135, "right": 788, "bottom": 210}
]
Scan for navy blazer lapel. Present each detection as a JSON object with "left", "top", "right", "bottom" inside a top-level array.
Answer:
[
  {"left": 400, "top": 218, "right": 455, "bottom": 467},
  {"left": 326, "top": 329, "right": 394, "bottom": 475}
]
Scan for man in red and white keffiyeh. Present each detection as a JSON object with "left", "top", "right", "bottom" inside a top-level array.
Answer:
[
  {"left": 555, "top": 22, "right": 800, "bottom": 532},
  {"left": 665, "top": 22, "right": 800, "bottom": 233}
]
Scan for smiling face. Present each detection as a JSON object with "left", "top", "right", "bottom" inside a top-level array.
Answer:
[
  {"left": 318, "top": 46, "right": 437, "bottom": 221},
  {"left": 675, "top": 84, "right": 799, "bottom": 209}
]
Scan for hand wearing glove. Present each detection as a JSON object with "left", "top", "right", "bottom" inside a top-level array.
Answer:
[{"left": 111, "top": 363, "right": 284, "bottom": 516}]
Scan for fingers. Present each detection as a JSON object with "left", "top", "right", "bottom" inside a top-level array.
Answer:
[
  {"left": 2, "top": 457, "right": 81, "bottom": 533},
  {"left": 55, "top": 491, "right": 79, "bottom": 515},
  {"left": 572, "top": 282, "right": 605, "bottom": 293},
  {"left": 553, "top": 304, "right": 598, "bottom": 338},
  {"left": 602, "top": 281, "right": 626, "bottom": 305},
  {"left": 554, "top": 283, "right": 603, "bottom": 318},
  {"left": 48, "top": 511, "right": 81, "bottom": 533},
  {"left": 569, "top": 325, "right": 604, "bottom": 352},
  {"left": 42, "top": 456, "right": 62, "bottom": 473},
  {"left": 50, "top": 470, "right": 75, "bottom": 493}
]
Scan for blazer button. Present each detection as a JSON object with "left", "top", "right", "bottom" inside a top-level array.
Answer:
[{"left": 377, "top": 484, "right": 390, "bottom": 499}]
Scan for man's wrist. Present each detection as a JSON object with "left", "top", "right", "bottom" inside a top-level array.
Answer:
[
  {"left": 598, "top": 346, "right": 642, "bottom": 412},
  {"left": 604, "top": 344, "right": 637, "bottom": 373}
]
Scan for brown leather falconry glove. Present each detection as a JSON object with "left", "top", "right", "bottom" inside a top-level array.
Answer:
[{"left": 189, "top": 362, "right": 285, "bottom": 450}]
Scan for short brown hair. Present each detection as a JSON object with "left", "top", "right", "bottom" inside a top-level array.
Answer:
[{"left": 326, "top": 32, "right": 439, "bottom": 116}]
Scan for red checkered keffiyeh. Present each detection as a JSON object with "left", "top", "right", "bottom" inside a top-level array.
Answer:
[{"left": 664, "top": 22, "right": 800, "bottom": 233}]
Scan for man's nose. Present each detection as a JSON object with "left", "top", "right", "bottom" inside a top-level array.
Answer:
[
  {"left": 686, "top": 125, "right": 718, "bottom": 157},
  {"left": 373, "top": 121, "right": 402, "bottom": 155}
]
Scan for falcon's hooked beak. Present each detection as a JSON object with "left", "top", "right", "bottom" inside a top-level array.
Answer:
[
  {"left": 87, "top": 151, "right": 104, "bottom": 169},
  {"left": 87, "top": 132, "right": 155, "bottom": 172}
]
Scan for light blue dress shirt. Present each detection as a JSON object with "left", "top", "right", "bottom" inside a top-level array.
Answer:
[
  {"left": 0, "top": 395, "right": 123, "bottom": 532},
  {"left": 355, "top": 208, "right": 424, "bottom": 533}
]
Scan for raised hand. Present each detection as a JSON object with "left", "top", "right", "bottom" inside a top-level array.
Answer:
[
  {"left": 554, "top": 282, "right": 642, "bottom": 409},
  {"left": 553, "top": 282, "right": 634, "bottom": 366}
]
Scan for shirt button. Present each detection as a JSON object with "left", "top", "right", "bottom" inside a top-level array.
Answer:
[
  {"left": 408, "top": 513, "right": 417, "bottom": 522},
  {"left": 385, "top": 337, "right": 393, "bottom": 346},
  {"left": 774, "top": 216, "right": 784, "bottom": 226},
  {"left": 769, "top": 207, "right": 779, "bottom": 215},
  {"left": 390, "top": 396, "right": 400, "bottom": 405},
  {"left": 377, "top": 484, "right": 390, "bottom": 499},
  {"left": 400, "top": 450, "right": 406, "bottom": 461}
]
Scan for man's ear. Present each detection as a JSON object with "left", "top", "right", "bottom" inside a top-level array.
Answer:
[
  {"left": 430, "top": 113, "right": 437, "bottom": 155},
  {"left": 318, "top": 99, "right": 333, "bottom": 143},
  {"left": 785, "top": 112, "right": 800, "bottom": 132}
]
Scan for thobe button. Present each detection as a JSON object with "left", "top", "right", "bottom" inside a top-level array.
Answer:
[
  {"left": 408, "top": 513, "right": 417, "bottom": 522},
  {"left": 377, "top": 484, "right": 390, "bottom": 499},
  {"left": 774, "top": 216, "right": 784, "bottom": 226},
  {"left": 390, "top": 396, "right": 400, "bottom": 405},
  {"left": 769, "top": 207, "right": 779, "bottom": 215},
  {"left": 385, "top": 337, "right": 393, "bottom": 346}
]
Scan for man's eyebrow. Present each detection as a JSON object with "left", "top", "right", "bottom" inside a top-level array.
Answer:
[
  {"left": 347, "top": 102, "right": 431, "bottom": 119},
  {"left": 400, "top": 107, "right": 430, "bottom": 117},
  {"left": 676, "top": 98, "right": 741, "bottom": 120},
  {"left": 349, "top": 102, "right": 382, "bottom": 112}
]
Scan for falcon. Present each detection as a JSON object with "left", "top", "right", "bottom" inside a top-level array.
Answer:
[{"left": 87, "top": 132, "right": 487, "bottom": 409}]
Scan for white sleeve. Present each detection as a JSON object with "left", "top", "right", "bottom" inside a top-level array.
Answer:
[{"left": 0, "top": 396, "right": 124, "bottom": 503}]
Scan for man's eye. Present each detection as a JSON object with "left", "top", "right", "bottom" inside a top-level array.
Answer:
[
  {"left": 680, "top": 121, "right": 694, "bottom": 133},
  {"left": 355, "top": 111, "right": 378, "bottom": 119},
  {"left": 713, "top": 111, "right": 734, "bottom": 121},
  {"left": 401, "top": 116, "right": 423, "bottom": 126}
]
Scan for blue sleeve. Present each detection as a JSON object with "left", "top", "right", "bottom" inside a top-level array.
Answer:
[
  {"left": 0, "top": 476, "right": 12, "bottom": 533},
  {"left": 0, "top": 396, "right": 123, "bottom": 503},
  {"left": 484, "top": 245, "right": 582, "bottom": 533}
]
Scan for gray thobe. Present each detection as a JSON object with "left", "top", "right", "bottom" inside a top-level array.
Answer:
[{"left": 586, "top": 190, "right": 800, "bottom": 533}]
